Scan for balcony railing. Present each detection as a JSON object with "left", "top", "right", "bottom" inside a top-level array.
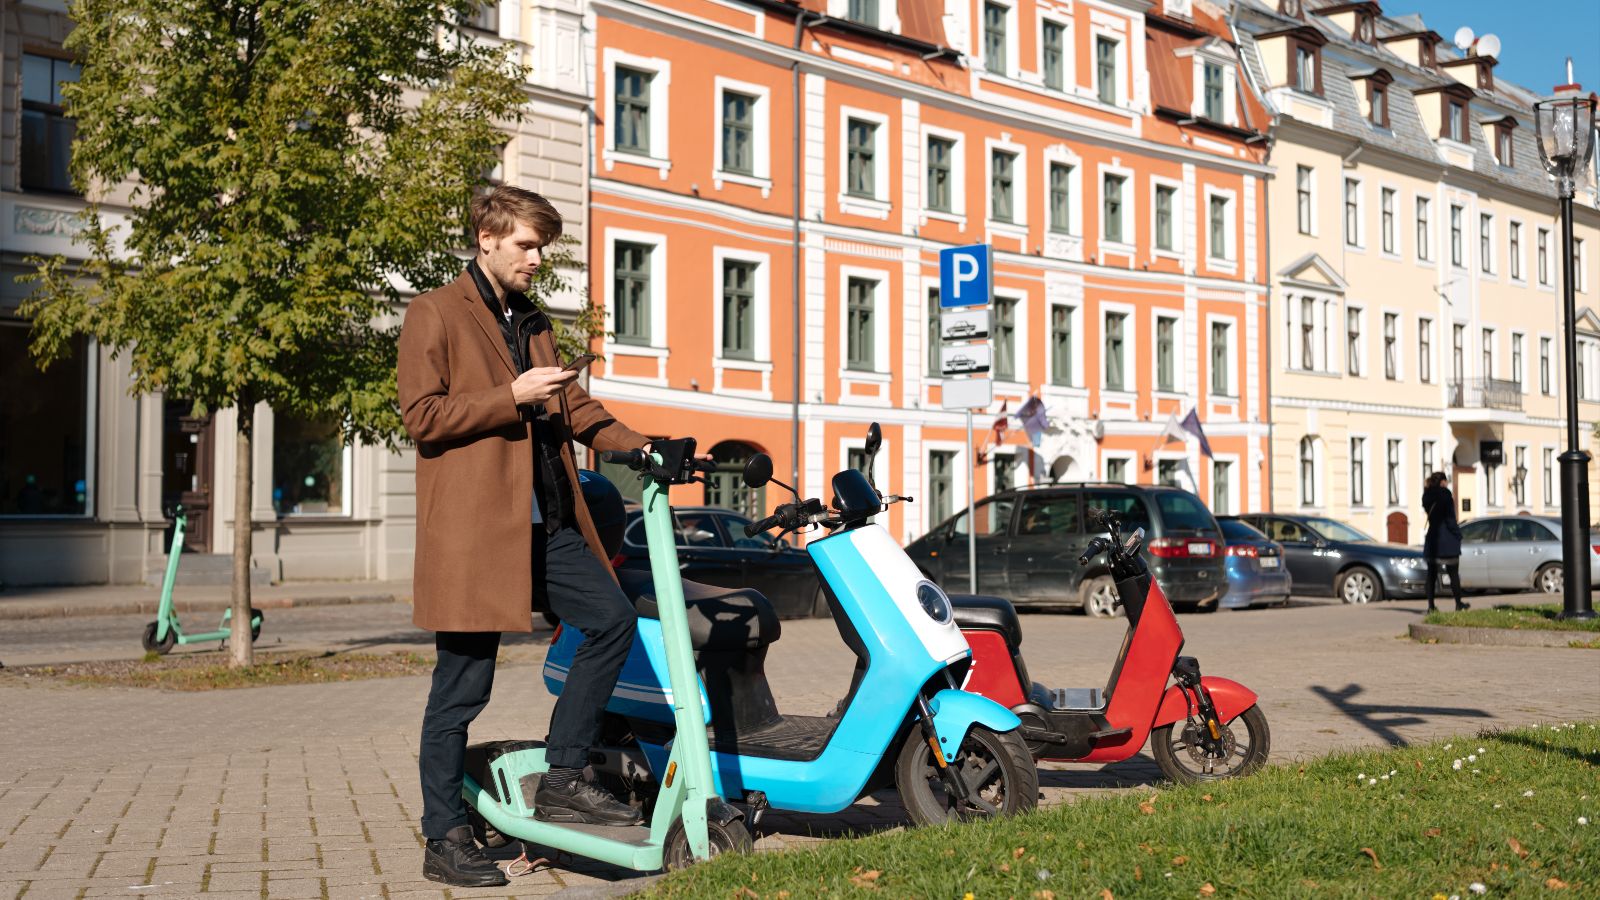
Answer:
[{"left": 1447, "top": 377, "right": 1523, "bottom": 411}]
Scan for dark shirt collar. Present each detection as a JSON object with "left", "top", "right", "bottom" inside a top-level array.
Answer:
[{"left": 467, "top": 258, "right": 537, "bottom": 322}]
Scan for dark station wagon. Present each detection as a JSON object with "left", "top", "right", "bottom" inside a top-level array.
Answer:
[{"left": 905, "top": 483, "right": 1229, "bottom": 616}]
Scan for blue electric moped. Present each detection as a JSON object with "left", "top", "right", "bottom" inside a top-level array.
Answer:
[{"left": 541, "top": 424, "right": 1038, "bottom": 829}]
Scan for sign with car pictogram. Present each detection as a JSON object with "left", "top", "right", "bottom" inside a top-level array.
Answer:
[{"left": 939, "top": 308, "right": 990, "bottom": 342}]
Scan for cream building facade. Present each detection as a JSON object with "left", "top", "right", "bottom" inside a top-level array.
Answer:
[
  {"left": 0, "top": 0, "right": 590, "bottom": 585},
  {"left": 1234, "top": 0, "right": 1600, "bottom": 549}
]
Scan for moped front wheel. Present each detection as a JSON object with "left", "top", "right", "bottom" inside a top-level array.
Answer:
[
  {"left": 662, "top": 816, "right": 752, "bottom": 870},
  {"left": 1151, "top": 703, "right": 1270, "bottom": 784},
  {"left": 895, "top": 725, "right": 1038, "bottom": 826}
]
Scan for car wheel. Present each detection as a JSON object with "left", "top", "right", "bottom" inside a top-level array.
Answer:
[
  {"left": 1079, "top": 576, "right": 1123, "bottom": 618},
  {"left": 1535, "top": 563, "right": 1563, "bottom": 595},
  {"left": 1335, "top": 567, "right": 1382, "bottom": 604}
]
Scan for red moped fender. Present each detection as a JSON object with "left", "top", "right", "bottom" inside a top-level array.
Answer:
[{"left": 1153, "top": 677, "right": 1258, "bottom": 727}]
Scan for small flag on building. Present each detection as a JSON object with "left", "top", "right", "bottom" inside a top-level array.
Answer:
[
  {"left": 1180, "top": 408, "right": 1214, "bottom": 459},
  {"left": 1158, "top": 411, "right": 1190, "bottom": 446},
  {"left": 992, "top": 399, "right": 1009, "bottom": 443},
  {"left": 1017, "top": 395, "right": 1048, "bottom": 446}
]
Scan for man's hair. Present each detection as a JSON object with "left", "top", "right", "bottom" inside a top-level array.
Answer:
[{"left": 471, "top": 185, "right": 563, "bottom": 245}]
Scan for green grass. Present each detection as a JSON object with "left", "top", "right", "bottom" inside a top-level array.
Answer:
[
  {"left": 1424, "top": 603, "right": 1600, "bottom": 632},
  {"left": 3, "top": 650, "right": 434, "bottom": 690},
  {"left": 648, "top": 723, "right": 1599, "bottom": 898}
]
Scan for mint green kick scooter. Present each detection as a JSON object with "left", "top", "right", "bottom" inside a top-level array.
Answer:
[
  {"left": 461, "top": 440, "right": 749, "bottom": 871},
  {"left": 140, "top": 505, "right": 263, "bottom": 654}
]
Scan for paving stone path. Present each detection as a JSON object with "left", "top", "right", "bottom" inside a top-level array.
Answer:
[{"left": 2, "top": 596, "right": 1594, "bottom": 898}]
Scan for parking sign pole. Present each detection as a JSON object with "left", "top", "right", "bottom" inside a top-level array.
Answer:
[{"left": 966, "top": 409, "right": 977, "bottom": 593}]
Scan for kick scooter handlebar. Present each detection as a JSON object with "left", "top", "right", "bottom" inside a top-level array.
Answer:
[{"left": 600, "top": 440, "right": 715, "bottom": 485}]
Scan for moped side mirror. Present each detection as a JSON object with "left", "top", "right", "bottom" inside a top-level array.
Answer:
[
  {"left": 742, "top": 453, "right": 773, "bottom": 489},
  {"left": 863, "top": 423, "right": 882, "bottom": 489}
]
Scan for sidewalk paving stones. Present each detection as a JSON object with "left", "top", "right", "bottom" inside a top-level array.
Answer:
[{"left": 2, "top": 594, "right": 1594, "bottom": 898}]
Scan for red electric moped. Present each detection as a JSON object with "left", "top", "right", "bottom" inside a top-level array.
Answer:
[{"left": 952, "top": 507, "right": 1269, "bottom": 783}]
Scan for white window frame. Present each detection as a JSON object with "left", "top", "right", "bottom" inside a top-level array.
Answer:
[
  {"left": 269, "top": 409, "right": 355, "bottom": 519},
  {"left": 712, "top": 76, "right": 772, "bottom": 193},
  {"left": 1540, "top": 334, "right": 1554, "bottom": 395},
  {"left": 1342, "top": 175, "right": 1365, "bottom": 250},
  {"left": 1295, "top": 164, "right": 1318, "bottom": 237},
  {"left": 978, "top": 0, "right": 1020, "bottom": 80},
  {"left": 1348, "top": 433, "right": 1370, "bottom": 510},
  {"left": 838, "top": 105, "right": 892, "bottom": 218},
  {"left": 1046, "top": 301, "right": 1083, "bottom": 388},
  {"left": 1415, "top": 195, "right": 1433, "bottom": 265},
  {"left": 602, "top": 228, "right": 671, "bottom": 376},
  {"left": 989, "top": 446, "right": 1020, "bottom": 494},
  {"left": 1537, "top": 226, "right": 1553, "bottom": 287},
  {"left": 1510, "top": 443, "right": 1531, "bottom": 508},
  {"left": 1036, "top": 10, "right": 1074, "bottom": 92},
  {"left": 1510, "top": 330, "right": 1526, "bottom": 393},
  {"left": 1299, "top": 436, "right": 1324, "bottom": 509},
  {"left": 1345, "top": 302, "right": 1367, "bottom": 378},
  {"left": 1090, "top": 26, "right": 1127, "bottom": 108},
  {"left": 1203, "top": 186, "right": 1237, "bottom": 270},
  {"left": 1042, "top": 145, "right": 1084, "bottom": 238},
  {"left": 1378, "top": 183, "right": 1400, "bottom": 259},
  {"left": 1149, "top": 175, "right": 1184, "bottom": 259},
  {"left": 923, "top": 442, "right": 969, "bottom": 533},
  {"left": 1508, "top": 218, "right": 1526, "bottom": 282},
  {"left": 828, "top": 0, "right": 901, "bottom": 33},
  {"left": 990, "top": 289, "right": 1029, "bottom": 386},
  {"left": 1153, "top": 451, "right": 1192, "bottom": 491},
  {"left": 1481, "top": 326, "right": 1496, "bottom": 380},
  {"left": 838, "top": 264, "right": 892, "bottom": 378},
  {"left": 1098, "top": 163, "right": 1136, "bottom": 252},
  {"left": 920, "top": 125, "right": 967, "bottom": 224},
  {"left": 1210, "top": 453, "right": 1240, "bottom": 516},
  {"left": 1101, "top": 449, "right": 1137, "bottom": 485},
  {"left": 1479, "top": 211, "right": 1496, "bottom": 276},
  {"left": 1421, "top": 438, "right": 1437, "bottom": 486},
  {"left": 1101, "top": 301, "right": 1138, "bottom": 398},
  {"left": 1577, "top": 238, "right": 1589, "bottom": 293},
  {"left": 1542, "top": 444, "right": 1557, "bottom": 508},
  {"left": 602, "top": 50, "right": 672, "bottom": 176},
  {"left": 1188, "top": 52, "right": 1238, "bottom": 126},
  {"left": 1206, "top": 313, "right": 1238, "bottom": 398},
  {"left": 1384, "top": 434, "right": 1406, "bottom": 510},
  {"left": 984, "top": 137, "right": 1029, "bottom": 231},
  {"left": 710, "top": 247, "right": 774, "bottom": 398},
  {"left": 1380, "top": 308, "right": 1404, "bottom": 381},
  {"left": 1417, "top": 315, "right": 1434, "bottom": 384},
  {"left": 1150, "top": 308, "right": 1185, "bottom": 396}
]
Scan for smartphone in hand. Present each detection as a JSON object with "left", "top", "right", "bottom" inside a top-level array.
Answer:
[{"left": 562, "top": 353, "right": 597, "bottom": 373}]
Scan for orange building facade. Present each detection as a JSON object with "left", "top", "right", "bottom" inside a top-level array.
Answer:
[{"left": 586, "top": 0, "right": 1272, "bottom": 544}]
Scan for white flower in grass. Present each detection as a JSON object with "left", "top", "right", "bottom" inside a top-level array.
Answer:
[
  {"left": 1453, "top": 759, "right": 1464, "bottom": 770},
  {"left": 1477, "top": 747, "right": 1486, "bottom": 754},
  {"left": 1469, "top": 883, "right": 1487, "bottom": 895},
  {"left": 1579, "top": 817, "right": 1589, "bottom": 826},
  {"left": 1389, "top": 769, "right": 1398, "bottom": 776},
  {"left": 1369, "top": 778, "right": 1378, "bottom": 785},
  {"left": 1493, "top": 803, "right": 1502, "bottom": 809},
  {"left": 1468, "top": 754, "right": 1477, "bottom": 763},
  {"left": 1381, "top": 775, "right": 1390, "bottom": 781},
  {"left": 1523, "top": 790, "right": 1535, "bottom": 797},
  {"left": 1445, "top": 743, "right": 1453, "bottom": 750},
  {"left": 1358, "top": 773, "right": 1366, "bottom": 779}
]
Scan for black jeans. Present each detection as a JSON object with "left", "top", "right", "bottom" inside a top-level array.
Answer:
[
  {"left": 1425, "top": 558, "right": 1464, "bottom": 607},
  {"left": 418, "top": 525, "right": 637, "bottom": 839}
]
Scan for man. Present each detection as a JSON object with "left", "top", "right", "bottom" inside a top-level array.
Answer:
[{"left": 398, "top": 186, "right": 649, "bottom": 888}]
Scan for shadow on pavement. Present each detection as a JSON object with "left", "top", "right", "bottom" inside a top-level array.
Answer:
[{"left": 1311, "top": 682, "right": 1489, "bottom": 746}]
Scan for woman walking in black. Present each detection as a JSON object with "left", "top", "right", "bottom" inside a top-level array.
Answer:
[{"left": 1422, "top": 472, "right": 1469, "bottom": 613}]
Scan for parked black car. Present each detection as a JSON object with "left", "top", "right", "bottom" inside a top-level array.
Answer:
[
  {"left": 1229, "top": 513, "right": 1428, "bottom": 603},
  {"left": 904, "top": 483, "right": 1228, "bottom": 616},
  {"left": 612, "top": 505, "right": 825, "bottom": 619}
]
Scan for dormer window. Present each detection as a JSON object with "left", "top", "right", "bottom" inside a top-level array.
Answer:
[
  {"left": 1351, "top": 69, "right": 1393, "bottom": 129},
  {"left": 1412, "top": 82, "right": 1475, "bottom": 148},
  {"left": 1447, "top": 100, "right": 1466, "bottom": 142},
  {"left": 1492, "top": 118, "right": 1517, "bottom": 166},
  {"left": 1202, "top": 63, "right": 1223, "bottom": 120},
  {"left": 846, "top": 0, "right": 877, "bottom": 26},
  {"left": 1295, "top": 45, "right": 1318, "bottom": 93},
  {"left": 1259, "top": 25, "right": 1325, "bottom": 97}
]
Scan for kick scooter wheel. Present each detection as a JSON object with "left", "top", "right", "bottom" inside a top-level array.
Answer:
[
  {"left": 141, "top": 621, "right": 176, "bottom": 655},
  {"left": 662, "top": 816, "right": 752, "bottom": 870}
]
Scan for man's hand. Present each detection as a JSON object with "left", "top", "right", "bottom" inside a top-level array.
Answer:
[{"left": 511, "top": 366, "right": 578, "bottom": 406}]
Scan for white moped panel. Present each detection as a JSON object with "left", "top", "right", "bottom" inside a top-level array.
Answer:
[{"left": 848, "top": 525, "right": 969, "bottom": 665}]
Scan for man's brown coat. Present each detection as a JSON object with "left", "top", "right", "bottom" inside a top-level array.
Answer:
[{"left": 397, "top": 270, "right": 648, "bottom": 633}]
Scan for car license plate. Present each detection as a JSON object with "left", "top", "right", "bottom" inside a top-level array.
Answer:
[
  {"left": 1188, "top": 542, "right": 1213, "bottom": 556},
  {"left": 1259, "top": 557, "right": 1280, "bottom": 568}
]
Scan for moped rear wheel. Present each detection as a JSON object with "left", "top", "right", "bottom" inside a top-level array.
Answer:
[
  {"left": 1151, "top": 703, "right": 1270, "bottom": 784},
  {"left": 895, "top": 725, "right": 1038, "bottom": 826}
]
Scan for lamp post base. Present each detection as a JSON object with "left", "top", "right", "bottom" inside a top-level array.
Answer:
[{"left": 1557, "top": 450, "right": 1595, "bottom": 620}]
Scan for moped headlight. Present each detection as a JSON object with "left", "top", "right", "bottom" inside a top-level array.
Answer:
[{"left": 916, "top": 581, "right": 953, "bottom": 625}]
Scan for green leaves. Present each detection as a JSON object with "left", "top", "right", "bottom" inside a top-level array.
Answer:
[{"left": 24, "top": 0, "right": 529, "bottom": 447}]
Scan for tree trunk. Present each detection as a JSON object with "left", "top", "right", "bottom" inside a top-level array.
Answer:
[{"left": 230, "top": 405, "right": 255, "bottom": 668}]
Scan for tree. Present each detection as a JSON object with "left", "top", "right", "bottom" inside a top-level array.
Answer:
[{"left": 24, "top": 0, "right": 527, "bottom": 666}]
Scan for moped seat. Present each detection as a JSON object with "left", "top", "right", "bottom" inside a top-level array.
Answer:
[
  {"left": 949, "top": 593, "right": 1023, "bottom": 648},
  {"left": 616, "top": 568, "right": 781, "bottom": 651}
]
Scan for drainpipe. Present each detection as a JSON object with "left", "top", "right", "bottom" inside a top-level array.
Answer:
[{"left": 791, "top": 9, "right": 823, "bottom": 494}]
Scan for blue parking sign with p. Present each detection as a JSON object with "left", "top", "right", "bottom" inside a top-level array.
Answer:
[{"left": 939, "top": 244, "right": 992, "bottom": 308}]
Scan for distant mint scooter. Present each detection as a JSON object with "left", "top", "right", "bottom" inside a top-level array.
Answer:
[
  {"left": 140, "top": 505, "right": 263, "bottom": 654},
  {"left": 462, "top": 439, "right": 750, "bottom": 871},
  {"left": 541, "top": 424, "right": 1038, "bottom": 829}
]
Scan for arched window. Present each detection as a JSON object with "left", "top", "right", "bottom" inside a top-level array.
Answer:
[
  {"left": 1299, "top": 436, "right": 1319, "bottom": 507},
  {"left": 703, "top": 441, "right": 765, "bottom": 518}
]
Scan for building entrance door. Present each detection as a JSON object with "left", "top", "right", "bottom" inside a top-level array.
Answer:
[{"left": 162, "top": 398, "right": 215, "bottom": 552}]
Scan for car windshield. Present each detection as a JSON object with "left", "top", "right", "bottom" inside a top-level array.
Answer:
[
  {"left": 1153, "top": 492, "right": 1217, "bottom": 534},
  {"left": 1219, "top": 519, "right": 1266, "bottom": 541},
  {"left": 1305, "top": 517, "right": 1375, "bottom": 543}
]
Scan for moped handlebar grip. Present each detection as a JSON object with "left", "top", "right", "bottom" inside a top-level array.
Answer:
[
  {"left": 1078, "top": 537, "right": 1110, "bottom": 566},
  {"left": 599, "top": 449, "right": 647, "bottom": 470},
  {"left": 745, "top": 514, "right": 782, "bottom": 538}
]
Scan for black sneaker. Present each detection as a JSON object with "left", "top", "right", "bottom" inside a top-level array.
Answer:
[
  {"left": 534, "top": 777, "right": 644, "bottom": 825},
  {"left": 423, "top": 824, "right": 508, "bottom": 888}
]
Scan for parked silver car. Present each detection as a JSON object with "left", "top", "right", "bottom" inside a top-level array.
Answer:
[{"left": 1456, "top": 515, "right": 1600, "bottom": 594}]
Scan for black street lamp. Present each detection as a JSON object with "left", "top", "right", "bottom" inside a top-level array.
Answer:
[{"left": 1534, "top": 90, "right": 1598, "bottom": 620}]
